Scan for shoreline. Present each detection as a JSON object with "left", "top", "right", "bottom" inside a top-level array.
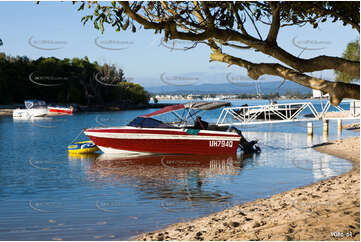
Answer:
[
  {"left": 134, "top": 136, "right": 360, "bottom": 241},
  {"left": 0, "top": 103, "right": 171, "bottom": 116}
]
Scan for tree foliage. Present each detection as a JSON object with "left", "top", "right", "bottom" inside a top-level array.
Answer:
[
  {"left": 0, "top": 53, "right": 149, "bottom": 105},
  {"left": 78, "top": 1, "right": 360, "bottom": 105},
  {"left": 335, "top": 39, "right": 360, "bottom": 83}
]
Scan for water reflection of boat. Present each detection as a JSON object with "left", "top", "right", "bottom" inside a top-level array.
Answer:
[
  {"left": 86, "top": 153, "right": 244, "bottom": 203},
  {"left": 91, "top": 153, "right": 242, "bottom": 178}
]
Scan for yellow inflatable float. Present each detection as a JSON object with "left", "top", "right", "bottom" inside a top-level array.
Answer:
[{"left": 67, "top": 140, "right": 99, "bottom": 154}]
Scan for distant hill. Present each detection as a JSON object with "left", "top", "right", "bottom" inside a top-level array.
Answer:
[{"left": 145, "top": 80, "right": 312, "bottom": 95}]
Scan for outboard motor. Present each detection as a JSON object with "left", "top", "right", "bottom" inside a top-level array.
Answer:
[{"left": 229, "top": 126, "right": 261, "bottom": 154}]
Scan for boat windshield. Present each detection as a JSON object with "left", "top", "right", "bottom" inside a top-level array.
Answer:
[
  {"left": 128, "top": 117, "right": 174, "bottom": 128},
  {"left": 25, "top": 100, "right": 46, "bottom": 109}
]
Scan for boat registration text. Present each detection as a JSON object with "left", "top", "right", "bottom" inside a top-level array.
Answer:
[{"left": 209, "top": 140, "right": 233, "bottom": 147}]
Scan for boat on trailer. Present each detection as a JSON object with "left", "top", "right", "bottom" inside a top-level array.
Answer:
[{"left": 85, "top": 102, "right": 243, "bottom": 155}]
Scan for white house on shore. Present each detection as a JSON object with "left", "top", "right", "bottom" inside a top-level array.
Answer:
[{"left": 312, "top": 89, "right": 329, "bottom": 98}]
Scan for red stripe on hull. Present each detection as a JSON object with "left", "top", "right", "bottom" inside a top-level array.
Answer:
[
  {"left": 48, "top": 108, "right": 73, "bottom": 114},
  {"left": 87, "top": 136, "right": 239, "bottom": 155},
  {"left": 86, "top": 128, "right": 239, "bottom": 138}
]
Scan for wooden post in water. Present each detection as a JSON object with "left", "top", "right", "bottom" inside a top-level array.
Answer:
[
  {"left": 307, "top": 135, "right": 313, "bottom": 147},
  {"left": 323, "top": 119, "right": 329, "bottom": 134},
  {"left": 307, "top": 122, "right": 313, "bottom": 136},
  {"left": 337, "top": 119, "right": 342, "bottom": 131},
  {"left": 323, "top": 131, "right": 329, "bottom": 143},
  {"left": 337, "top": 119, "right": 342, "bottom": 137}
]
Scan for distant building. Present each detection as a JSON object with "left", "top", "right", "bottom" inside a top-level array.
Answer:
[
  {"left": 187, "top": 94, "right": 202, "bottom": 100},
  {"left": 312, "top": 89, "right": 329, "bottom": 98}
]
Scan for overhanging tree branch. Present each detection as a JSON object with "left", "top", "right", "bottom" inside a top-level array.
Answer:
[
  {"left": 266, "top": 2, "right": 280, "bottom": 44},
  {"left": 113, "top": 2, "right": 361, "bottom": 80},
  {"left": 79, "top": 1, "right": 361, "bottom": 105},
  {"left": 165, "top": 25, "right": 360, "bottom": 79},
  {"left": 208, "top": 40, "right": 360, "bottom": 106},
  {"left": 119, "top": 1, "right": 162, "bottom": 30}
]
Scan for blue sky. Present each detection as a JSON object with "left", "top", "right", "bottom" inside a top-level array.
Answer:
[{"left": 0, "top": 1, "right": 358, "bottom": 87}]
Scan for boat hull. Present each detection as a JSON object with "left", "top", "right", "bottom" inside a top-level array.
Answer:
[
  {"left": 85, "top": 127, "right": 240, "bottom": 155},
  {"left": 13, "top": 108, "right": 48, "bottom": 118}
]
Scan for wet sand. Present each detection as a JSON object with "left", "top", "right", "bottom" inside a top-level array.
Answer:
[
  {"left": 343, "top": 123, "right": 360, "bottom": 131},
  {"left": 134, "top": 136, "right": 360, "bottom": 241}
]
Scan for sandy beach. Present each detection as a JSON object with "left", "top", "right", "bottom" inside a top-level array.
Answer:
[
  {"left": 0, "top": 109, "right": 13, "bottom": 116},
  {"left": 134, "top": 136, "right": 360, "bottom": 241}
]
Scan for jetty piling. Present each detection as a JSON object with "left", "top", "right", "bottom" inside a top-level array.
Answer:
[
  {"left": 323, "top": 132, "right": 328, "bottom": 143},
  {"left": 323, "top": 120, "right": 329, "bottom": 134},
  {"left": 337, "top": 119, "right": 342, "bottom": 131},
  {"left": 337, "top": 119, "right": 342, "bottom": 138},
  {"left": 307, "top": 122, "right": 313, "bottom": 136},
  {"left": 307, "top": 135, "right": 313, "bottom": 147}
]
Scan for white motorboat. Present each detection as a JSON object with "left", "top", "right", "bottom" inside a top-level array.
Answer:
[{"left": 13, "top": 100, "right": 48, "bottom": 119}]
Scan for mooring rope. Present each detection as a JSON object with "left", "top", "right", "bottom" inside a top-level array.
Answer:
[{"left": 69, "top": 128, "right": 86, "bottom": 145}]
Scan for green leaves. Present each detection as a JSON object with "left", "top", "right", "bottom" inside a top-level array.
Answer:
[
  {"left": 94, "top": 20, "right": 99, "bottom": 30},
  {"left": 254, "top": 9, "right": 261, "bottom": 21},
  {"left": 81, "top": 15, "right": 93, "bottom": 25},
  {"left": 335, "top": 39, "right": 360, "bottom": 83},
  {"left": 99, "top": 19, "right": 104, "bottom": 33},
  {"left": 77, "top": 2, "right": 85, "bottom": 11}
]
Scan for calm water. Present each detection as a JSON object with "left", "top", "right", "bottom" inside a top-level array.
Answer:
[{"left": 0, "top": 99, "right": 357, "bottom": 240}]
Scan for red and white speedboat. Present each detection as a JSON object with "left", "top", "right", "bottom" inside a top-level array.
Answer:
[
  {"left": 48, "top": 106, "right": 74, "bottom": 115},
  {"left": 85, "top": 102, "right": 242, "bottom": 155}
]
